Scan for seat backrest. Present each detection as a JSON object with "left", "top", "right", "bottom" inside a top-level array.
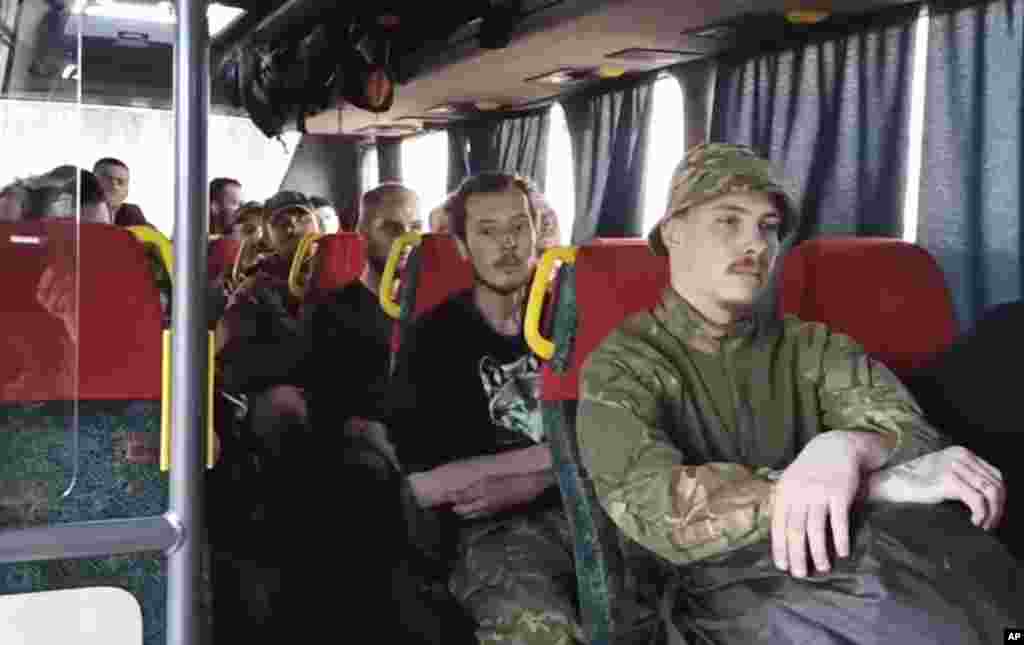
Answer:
[
  {"left": 309, "top": 232, "right": 367, "bottom": 298},
  {"left": 208, "top": 237, "right": 241, "bottom": 281},
  {"left": 0, "top": 221, "right": 164, "bottom": 402},
  {"left": 390, "top": 234, "right": 473, "bottom": 354},
  {"left": 407, "top": 234, "right": 473, "bottom": 320},
  {"left": 541, "top": 239, "right": 669, "bottom": 402},
  {"left": 777, "top": 236, "right": 957, "bottom": 379},
  {"left": 542, "top": 236, "right": 957, "bottom": 402}
]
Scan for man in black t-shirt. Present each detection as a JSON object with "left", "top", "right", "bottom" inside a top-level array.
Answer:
[
  {"left": 308, "top": 182, "right": 421, "bottom": 439},
  {"left": 384, "top": 172, "right": 582, "bottom": 645}
]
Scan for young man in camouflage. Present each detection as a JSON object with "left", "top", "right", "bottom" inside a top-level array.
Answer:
[{"left": 577, "top": 143, "right": 1022, "bottom": 643}]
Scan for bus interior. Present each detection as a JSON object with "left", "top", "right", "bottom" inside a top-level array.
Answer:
[{"left": 0, "top": 0, "right": 1020, "bottom": 643}]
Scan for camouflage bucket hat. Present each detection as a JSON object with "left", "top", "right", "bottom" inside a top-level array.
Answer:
[{"left": 648, "top": 143, "right": 799, "bottom": 256}]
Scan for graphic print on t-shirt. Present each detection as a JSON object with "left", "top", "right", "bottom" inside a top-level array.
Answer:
[{"left": 479, "top": 353, "right": 544, "bottom": 445}]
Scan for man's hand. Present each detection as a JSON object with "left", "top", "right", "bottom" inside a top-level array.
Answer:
[
  {"left": 772, "top": 432, "right": 874, "bottom": 578},
  {"left": 447, "top": 471, "right": 555, "bottom": 520},
  {"left": 866, "top": 446, "right": 1005, "bottom": 530},
  {"left": 226, "top": 271, "right": 284, "bottom": 310}
]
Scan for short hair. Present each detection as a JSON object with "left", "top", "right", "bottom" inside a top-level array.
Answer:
[
  {"left": 232, "top": 201, "right": 264, "bottom": 225},
  {"left": 4, "top": 165, "right": 104, "bottom": 220},
  {"left": 94, "top": 157, "right": 129, "bottom": 173},
  {"left": 448, "top": 172, "right": 537, "bottom": 243},
  {"left": 309, "top": 195, "right": 332, "bottom": 209},
  {"left": 358, "top": 182, "right": 418, "bottom": 229},
  {"left": 210, "top": 177, "right": 241, "bottom": 202}
]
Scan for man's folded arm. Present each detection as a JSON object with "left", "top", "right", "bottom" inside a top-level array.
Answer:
[
  {"left": 810, "top": 326, "right": 948, "bottom": 470},
  {"left": 577, "top": 348, "right": 776, "bottom": 566}
]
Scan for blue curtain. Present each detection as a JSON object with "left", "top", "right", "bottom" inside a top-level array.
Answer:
[
  {"left": 711, "top": 6, "right": 920, "bottom": 240},
  {"left": 446, "top": 108, "right": 551, "bottom": 191},
  {"left": 563, "top": 79, "right": 655, "bottom": 242},
  {"left": 918, "top": 0, "right": 1024, "bottom": 330}
]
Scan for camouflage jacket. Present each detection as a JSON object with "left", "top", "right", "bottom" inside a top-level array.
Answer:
[{"left": 577, "top": 286, "right": 944, "bottom": 566}]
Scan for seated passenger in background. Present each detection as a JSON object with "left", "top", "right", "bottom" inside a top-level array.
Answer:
[
  {"left": 308, "top": 183, "right": 420, "bottom": 441},
  {"left": 577, "top": 143, "right": 1022, "bottom": 644},
  {"left": 93, "top": 157, "right": 148, "bottom": 227},
  {"left": 526, "top": 184, "right": 562, "bottom": 252},
  {"left": 382, "top": 172, "right": 582, "bottom": 645},
  {"left": 209, "top": 177, "right": 243, "bottom": 236},
  {"left": 210, "top": 190, "right": 321, "bottom": 641},
  {"left": 0, "top": 166, "right": 109, "bottom": 223},
  {"left": 428, "top": 192, "right": 454, "bottom": 234},
  {"left": 309, "top": 195, "right": 339, "bottom": 234},
  {"left": 220, "top": 201, "right": 269, "bottom": 289},
  {"left": 217, "top": 190, "right": 320, "bottom": 388}
]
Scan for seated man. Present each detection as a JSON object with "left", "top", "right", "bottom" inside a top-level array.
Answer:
[
  {"left": 209, "top": 178, "right": 242, "bottom": 236},
  {"left": 385, "top": 172, "right": 582, "bottom": 645},
  {"left": 93, "top": 158, "right": 148, "bottom": 227},
  {"left": 210, "top": 190, "right": 320, "bottom": 642},
  {"left": 577, "top": 144, "right": 1022, "bottom": 644},
  {"left": 302, "top": 183, "right": 456, "bottom": 643},
  {"left": 0, "top": 166, "right": 109, "bottom": 223},
  {"left": 308, "top": 183, "right": 420, "bottom": 438}
]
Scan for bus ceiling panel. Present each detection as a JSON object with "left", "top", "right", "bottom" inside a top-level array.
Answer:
[{"left": 304, "top": 0, "right": 921, "bottom": 137}]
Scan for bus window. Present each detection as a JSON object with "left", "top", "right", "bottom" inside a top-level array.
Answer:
[
  {"left": 642, "top": 76, "right": 685, "bottom": 237},
  {"left": 901, "top": 6, "right": 929, "bottom": 244},
  {"left": 401, "top": 130, "right": 448, "bottom": 217},
  {"left": 362, "top": 144, "right": 379, "bottom": 192},
  {"left": 544, "top": 102, "right": 574, "bottom": 245}
]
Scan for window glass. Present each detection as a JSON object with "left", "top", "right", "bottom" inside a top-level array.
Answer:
[
  {"left": 642, "top": 76, "right": 685, "bottom": 236},
  {"left": 400, "top": 130, "right": 448, "bottom": 217},
  {"left": 543, "top": 102, "right": 574, "bottom": 245}
]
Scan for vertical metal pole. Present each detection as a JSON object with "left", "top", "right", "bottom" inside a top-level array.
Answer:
[{"left": 168, "top": 0, "right": 209, "bottom": 641}]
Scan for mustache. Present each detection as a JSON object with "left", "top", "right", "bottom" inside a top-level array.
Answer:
[{"left": 495, "top": 254, "right": 522, "bottom": 268}]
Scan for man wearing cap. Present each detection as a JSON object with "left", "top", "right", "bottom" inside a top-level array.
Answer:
[
  {"left": 577, "top": 143, "right": 1022, "bottom": 643},
  {"left": 211, "top": 190, "right": 321, "bottom": 643}
]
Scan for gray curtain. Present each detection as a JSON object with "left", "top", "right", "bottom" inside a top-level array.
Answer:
[
  {"left": 377, "top": 137, "right": 402, "bottom": 183},
  {"left": 918, "top": 0, "right": 1024, "bottom": 330},
  {"left": 563, "top": 79, "right": 655, "bottom": 242},
  {"left": 446, "top": 108, "right": 551, "bottom": 190},
  {"left": 279, "top": 134, "right": 361, "bottom": 212},
  {"left": 711, "top": 5, "right": 920, "bottom": 240}
]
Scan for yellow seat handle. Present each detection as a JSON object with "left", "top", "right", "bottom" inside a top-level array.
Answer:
[
  {"left": 127, "top": 226, "right": 174, "bottom": 283},
  {"left": 288, "top": 232, "right": 323, "bottom": 300},
  {"left": 380, "top": 232, "right": 422, "bottom": 320},
  {"left": 160, "top": 330, "right": 219, "bottom": 472},
  {"left": 231, "top": 238, "right": 252, "bottom": 288},
  {"left": 525, "top": 246, "right": 577, "bottom": 360}
]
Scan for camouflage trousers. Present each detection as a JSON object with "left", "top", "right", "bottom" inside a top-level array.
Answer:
[{"left": 447, "top": 508, "right": 586, "bottom": 645}]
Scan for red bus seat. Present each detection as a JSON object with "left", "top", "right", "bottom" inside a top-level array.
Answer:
[
  {"left": 0, "top": 221, "right": 163, "bottom": 403},
  {"left": 0, "top": 221, "right": 170, "bottom": 644},
  {"left": 778, "top": 236, "right": 957, "bottom": 379},
  {"left": 390, "top": 234, "right": 473, "bottom": 355},
  {"left": 308, "top": 232, "right": 367, "bottom": 300}
]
